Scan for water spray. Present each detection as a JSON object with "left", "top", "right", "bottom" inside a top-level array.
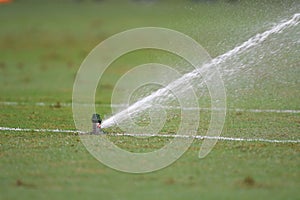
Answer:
[
  {"left": 72, "top": 12, "right": 300, "bottom": 172},
  {"left": 101, "top": 12, "right": 300, "bottom": 129}
]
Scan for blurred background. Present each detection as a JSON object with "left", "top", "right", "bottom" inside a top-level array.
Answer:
[{"left": 1, "top": 0, "right": 299, "bottom": 107}]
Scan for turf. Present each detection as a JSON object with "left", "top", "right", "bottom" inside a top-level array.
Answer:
[{"left": 0, "top": 0, "right": 299, "bottom": 199}]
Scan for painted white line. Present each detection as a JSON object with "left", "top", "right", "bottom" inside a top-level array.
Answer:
[
  {"left": 113, "top": 133, "right": 300, "bottom": 143},
  {"left": 0, "top": 126, "right": 299, "bottom": 144},
  {"left": 1, "top": 101, "right": 300, "bottom": 114},
  {"left": 0, "top": 126, "right": 82, "bottom": 134},
  {"left": 234, "top": 108, "right": 300, "bottom": 114}
]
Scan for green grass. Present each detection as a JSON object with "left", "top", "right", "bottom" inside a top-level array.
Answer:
[
  {"left": 1, "top": 127, "right": 299, "bottom": 200},
  {"left": 0, "top": 0, "right": 299, "bottom": 199}
]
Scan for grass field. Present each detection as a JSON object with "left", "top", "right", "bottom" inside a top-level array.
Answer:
[{"left": 0, "top": 0, "right": 299, "bottom": 199}]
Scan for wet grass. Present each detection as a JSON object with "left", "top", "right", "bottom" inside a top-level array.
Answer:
[
  {"left": 0, "top": 103, "right": 299, "bottom": 199},
  {"left": 0, "top": 127, "right": 299, "bottom": 200}
]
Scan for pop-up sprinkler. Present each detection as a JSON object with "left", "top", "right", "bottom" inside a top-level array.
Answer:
[{"left": 91, "top": 113, "right": 105, "bottom": 134}]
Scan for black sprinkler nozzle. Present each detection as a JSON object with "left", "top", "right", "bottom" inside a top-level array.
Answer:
[{"left": 91, "top": 113, "right": 105, "bottom": 134}]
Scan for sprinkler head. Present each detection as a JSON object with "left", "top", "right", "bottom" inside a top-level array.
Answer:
[
  {"left": 91, "top": 113, "right": 105, "bottom": 134},
  {"left": 92, "top": 113, "right": 102, "bottom": 123}
]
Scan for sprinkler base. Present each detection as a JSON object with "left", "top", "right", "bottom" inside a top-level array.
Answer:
[{"left": 91, "top": 113, "right": 106, "bottom": 134}]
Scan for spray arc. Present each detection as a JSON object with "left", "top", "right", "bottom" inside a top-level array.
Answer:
[{"left": 73, "top": 13, "right": 300, "bottom": 173}]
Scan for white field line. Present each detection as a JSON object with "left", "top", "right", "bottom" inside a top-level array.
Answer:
[
  {"left": 0, "top": 126, "right": 299, "bottom": 144},
  {"left": 1, "top": 101, "right": 300, "bottom": 114}
]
